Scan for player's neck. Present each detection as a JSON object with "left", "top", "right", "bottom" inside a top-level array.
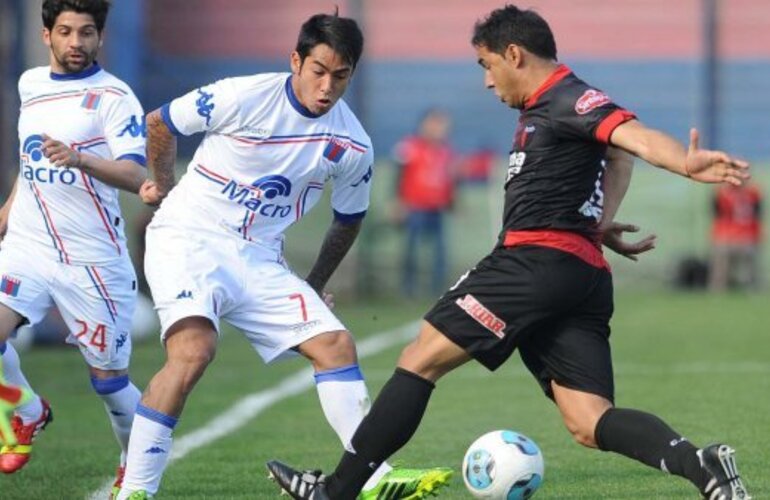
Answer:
[
  {"left": 49, "top": 58, "right": 97, "bottom": 78},
  {"left": 521, "top": 61, "right": 563, "bottom": 107}
]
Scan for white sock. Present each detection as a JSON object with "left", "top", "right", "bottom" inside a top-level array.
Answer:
[
  {"left": 0, "top": 341, "right": 43, "bottom": 423},
  {"left": 118, "top": 405, "right": 177, "bottom": 498},
  {"left": 91, "top": 376, "right": 141, "bottom": 465},
  {"left": 314, "top": 364, "right": 392, "bottom": 490}
]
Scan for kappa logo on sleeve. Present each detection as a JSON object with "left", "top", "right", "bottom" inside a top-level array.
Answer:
[
  {"left": 351, "top": 165, "right": 373, "bottom": 187},
  {"left": 575, "top": 89, "right": 611, "bottom": 115},
  {"left": 455, "top": 294, "right": 506, "bottom": 338},
  {"left": 118, "top": 115, "right": 147, "bottom": 138},
  {"left": 195, "top": 88, "right": 215, "bottom": 126}
]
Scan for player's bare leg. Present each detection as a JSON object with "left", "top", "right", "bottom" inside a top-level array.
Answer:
[
  {"left": 117, "top": 317, "right": 217, "bottom": 499},
  {"left": 553, "top": 381, "right": 750, "bottom": 498}
]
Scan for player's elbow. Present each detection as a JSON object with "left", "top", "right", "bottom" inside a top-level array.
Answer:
[{"left": 146, "top": 108, "right": 172, "bottom": 139}]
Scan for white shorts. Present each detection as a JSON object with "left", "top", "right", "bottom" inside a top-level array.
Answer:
[
  {"left": 0, "top": 247, "right": 136, "bottom": 370},
  {"left": 144, "top": 223, "right": 346, "bottom": 363}
]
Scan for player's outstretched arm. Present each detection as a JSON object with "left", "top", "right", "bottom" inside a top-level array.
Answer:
[
  {"left": 305, "top": 218, "right": 363, "bottom": 295},
  {"left": 140, "top": 108, "right": 178, "bottom": 206},
  {"left": 41, "top": 134, "right": 146, "bottom": 193},
  {"left": 609, "top": 120, "right": 750, "bottom": 185}
]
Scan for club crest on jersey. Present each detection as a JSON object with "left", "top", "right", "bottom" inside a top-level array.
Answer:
[
  {"left": 575, "top": 89, "right": 611, "bottom": 115},
  {"left": 1, "top": 275, "right": 21, "bottom": 297},
  {"left": 455, "top": 294, "right": 506, "bottom": 338},
  {"left": 323, "top": 137, "right": 349, "bottom": 163},
  {"left": 80, "top": 90, "right": 103, "bottom": 111}
]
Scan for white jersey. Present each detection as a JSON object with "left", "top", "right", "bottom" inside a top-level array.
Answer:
[
  {"left": 4, "top": 63, "right": 146, "bottom": 265},
  {"left": 155, "top": 72, "right": 374, "bottom": 251}
]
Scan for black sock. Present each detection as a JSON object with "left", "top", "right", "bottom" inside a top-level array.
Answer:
[
  {"left": 325, "top": 368, "right": 435, "bottom": 499},
  {"left": 595, "top": 408, "right": 708, "bottom": 490}
]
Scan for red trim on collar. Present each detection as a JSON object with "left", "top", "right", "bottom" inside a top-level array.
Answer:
[{"left": 524, "top": 64, "right": 572, "bottom": 109}]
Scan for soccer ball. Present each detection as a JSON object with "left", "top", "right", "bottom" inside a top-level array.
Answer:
[{"left": 462, "top": 430, "right": 544, "bottom": 499}]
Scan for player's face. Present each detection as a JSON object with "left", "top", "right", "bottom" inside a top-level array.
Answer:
[
  {"left": 290, "top": 44, "right": 353, "bottom": 116},
  {"left": 476, "top": 45, "right": 523, "bottom": 109},
  {"left": 43, "top": 11, "right": 102, "bottom": 74}
]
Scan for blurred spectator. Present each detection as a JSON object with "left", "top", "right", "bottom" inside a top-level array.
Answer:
[
  {"left": 392, "top": 108, "right": 456, "bottom": 297},
  {"left": 709, "top": 183, "right": 763, "bottom": 291}
]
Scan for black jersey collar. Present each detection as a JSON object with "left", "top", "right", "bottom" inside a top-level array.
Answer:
[{"left": 524, "top": 64, "right": 572, "bottom": 109}]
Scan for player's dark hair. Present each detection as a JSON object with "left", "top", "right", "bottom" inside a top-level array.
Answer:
[
  {"left": 295, "top": 9, "right": 364, "bottom": 69},
  {"left": 471, "top": 4, "right": 557, "bottom": 61},
  {"left": 42, "top": 0, "right": 111, "bottom": 33}
]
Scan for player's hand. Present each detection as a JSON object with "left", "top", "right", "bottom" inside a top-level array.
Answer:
[
  {"left": 41, "top": 134, "right": 81, "bottom": 168},
  {"left": 601, "top": 222, "right": 656, "bottom": 261},
  {"left": 321, "top": 292, "right": 335, "bottom": 309},
  {"left": 684, "top": 128, "right": 750, "bottom": 186},
  {"left": 139, "top": 179, "right": 166, "bottom": 207}
]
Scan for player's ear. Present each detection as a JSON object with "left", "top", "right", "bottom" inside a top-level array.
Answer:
[
  {"left": 504, "top": 44, "right": 523, "bottom": 67},
  {"left": 42, "top": 28, "right": 51, "bottom": 48},
  {"left": 290, "top": 51, "right": 302, "bottom": 75}
]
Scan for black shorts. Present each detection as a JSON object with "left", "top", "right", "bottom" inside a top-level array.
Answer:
[{"left": 424, "top": 245, "right": 615, "bottom": 401}]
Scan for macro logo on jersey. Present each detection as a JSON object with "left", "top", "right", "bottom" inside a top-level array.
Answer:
[
  {"left": 575, "top": 89, "right": 611, "bottom": 115},
  {"left": 203, "top": 168, "right": 294, "bottom": 218},
  {"left": 455, "top": 294, "right": 506, "bottom": 338},
  {"left": 80, "top": 89, "right": 103, "bottom": 111},
  {"left": 21, "top": 134, "right": 77, "bottom": 185},
  {"left": 118, "top": 115, "right": 146, "bottom": 138},
  {"left": 323, "top": 136, "right": 349, "bottom": 163},
  {"left": 0, "top": 275, "right": 21, "bottom": 297},
  {"left": 196, "top": 88, "right": 215, "bottom": 126},
  {"left": 252, "top": 175, "right": 292, "bottom": 199}
]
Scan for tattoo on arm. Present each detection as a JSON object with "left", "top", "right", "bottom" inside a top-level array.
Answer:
[
  {"left": 146, "top": 109, "right": 178, "bottom": 194},
  {"left": 306, "top": 219, "right": 362, "bottom": 293}
]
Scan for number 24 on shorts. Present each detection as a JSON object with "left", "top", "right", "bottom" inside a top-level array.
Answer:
[{"left": 74, "top": 319, "right": 107, "bottom": 353}]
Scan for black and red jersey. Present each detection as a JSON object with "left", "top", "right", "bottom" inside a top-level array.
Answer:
[{"left": 500, "top": 65, "right": 635, "bottom": 252}]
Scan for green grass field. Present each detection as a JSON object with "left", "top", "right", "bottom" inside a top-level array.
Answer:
[{"left": 1, "top": 291, "right": 767, "bottom": 499}]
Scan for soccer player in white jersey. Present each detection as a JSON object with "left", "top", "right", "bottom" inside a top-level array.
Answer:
[
  {"left": 116, "top": 11, "right": 451, "bottom": 500},
  {"left": 0, "top": 0, "right": 146, "bottom": 495}
]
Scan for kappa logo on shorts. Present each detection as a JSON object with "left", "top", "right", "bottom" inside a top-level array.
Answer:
[
  {"left": 115, "top": 332, "right": 128, "bottom": 352},
  {"left": 455, "top": 294, "right": 506, "bottom": 339},
  {"left": 0, "top": 275, "right": 21, "bottom": 297},
  {"left": 575, "top": 89, "right": 612, "bottom": 115}
]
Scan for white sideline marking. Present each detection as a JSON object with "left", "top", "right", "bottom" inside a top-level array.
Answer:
[{"left": 86, "top": 321, "right": 420, "bottom": 500}]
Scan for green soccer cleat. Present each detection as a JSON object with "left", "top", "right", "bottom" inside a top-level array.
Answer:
[
  {"left": 358, "top": 466, "right": 454, "bottom": 500},
  {"left": 125, "top": 491, "right": 153, "bottom": 500},
  {"left": 0, "top": 360, "right": 32, "bottom": 448}
]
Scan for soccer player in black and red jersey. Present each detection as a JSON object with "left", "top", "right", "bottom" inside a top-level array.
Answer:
[{"left": 267, "top": 5, "right": 752, "bottom": 499}]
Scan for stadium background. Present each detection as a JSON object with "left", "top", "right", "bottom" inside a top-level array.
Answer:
[
  {"left": 0, "top": 2, "right": 768, "bottom": 498},
  {"left": 1, "top": 0, "right": 769, "bottom": 294}
]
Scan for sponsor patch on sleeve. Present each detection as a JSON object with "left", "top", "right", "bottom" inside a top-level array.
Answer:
[{"left": 575, "top": 89, "right": 612, "bottom": 115}]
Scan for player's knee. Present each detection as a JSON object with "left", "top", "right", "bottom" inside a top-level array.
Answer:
[
  {"left": 562, "top": 418, "right": 599, "bottom": 448},
  {"left": 300, "top": 330, "right": 357, "bottom": 369}
]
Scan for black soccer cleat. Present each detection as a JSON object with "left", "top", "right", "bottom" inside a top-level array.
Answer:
[
  {"left": 698, "top": 444, "right": 751, "bottom": 500},
  {"left": 266, "top": 460, "right": 330, "bottom": 500}
]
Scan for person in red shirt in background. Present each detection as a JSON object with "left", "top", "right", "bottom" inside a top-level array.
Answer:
[
  {"left": 393, "top": 108, "right": 456, "bottom": 297},
  {"left": 709, "top": 182, "right": 763, "bottom": 291}
]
